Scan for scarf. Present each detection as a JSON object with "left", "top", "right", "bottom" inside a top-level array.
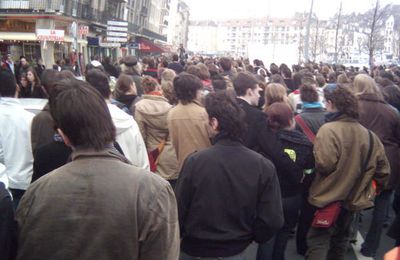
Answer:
[{"left": 303, "top": 102, "right": 323, "bottom": 109}]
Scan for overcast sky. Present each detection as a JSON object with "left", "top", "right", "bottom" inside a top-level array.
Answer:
[{"left": 185, "top": 0, "right": 397, "bottom": 20}]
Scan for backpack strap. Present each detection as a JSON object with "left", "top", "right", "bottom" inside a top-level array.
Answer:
[{"left": 294, "top": 115, "right": 316, "bottom": 144}]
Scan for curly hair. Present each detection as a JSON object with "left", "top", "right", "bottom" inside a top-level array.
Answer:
[
  {"left": 324, "top": 84, "right": 359, "bottom": 119},
  {"left": 205, "top": 92, "right": 246, "bottom": 139},
  {"left": 141, "top": 76, "right": 160, "bottom": 94}
]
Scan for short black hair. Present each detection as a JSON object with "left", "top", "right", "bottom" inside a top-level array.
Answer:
[
  {"left": 205, "top": 92, "right": 245, "bottom": 139},
  {"left": 49, "top": 78, "right": 116, "bottom": 150},
  {"left": 173, "top": 72, "right": 203, "bottom": 104},
  {"left": 211, "top": 74, "right": 227, "bottom": 92},
  {"left": 86, "top": 69, "right": 111, "bottom": 99},
  {"left": 0, "top": 69, "right": 17, "bottom": 97},
  {"left": 233, "top": 72, "right": 259, "bottom": 96},
  {"left": 172, "top": 54, "right": 179, "bottom": 62}
]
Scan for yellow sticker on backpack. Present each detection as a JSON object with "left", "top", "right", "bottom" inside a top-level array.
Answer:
[{"left": 284, "top": 149, "right": 296, "bottom": 162}]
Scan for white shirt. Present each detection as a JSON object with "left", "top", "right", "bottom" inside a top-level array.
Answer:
[
  {"left": 107, "top": 104, "right": 150, "bottom": 170},
  {"left": 0, "top": 98, "right": 34, "bottom": 190}
]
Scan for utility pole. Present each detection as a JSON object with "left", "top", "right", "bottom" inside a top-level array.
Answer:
[
  {"left": 304, "top": 0, "right": 314, "bottom": 62},
  {"left": 334, "top": 1, "right": 342, "bottom": 64}
]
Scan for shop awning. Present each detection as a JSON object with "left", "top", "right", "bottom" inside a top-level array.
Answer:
[
  {"left": 137, "top": 38, "right": 166, "bottom": 53},
  {"left": 0, "top": 32, "right": 36, "bottom": 41}
]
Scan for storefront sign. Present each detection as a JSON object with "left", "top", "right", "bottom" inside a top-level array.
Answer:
[
  {"left": 106, "top": 20, "right": 128, "bottom": 43},
  {"left": 99, "top": 42, "right": 121, "bottom": 48},
  {"left": 79, "top": 26, "right": 89, "bottom": 36},
  {"left": 107, "top": 21, "right": 128, "bottom": 27},
  {"left": 36, "top": 29, "right": 65, "bottom": 41}
]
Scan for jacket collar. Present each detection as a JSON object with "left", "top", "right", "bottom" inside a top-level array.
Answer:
[
  {"left": 325, "top": 112, "right": 357, "bottom": 123},
  {"left": 212, "top": 132, "right": 242, "bottom": 146},
  {"left": 142, "top": 94, "right": 169, "bottom": 102},
  {"left": 358, "top": 93, "right": 386, "bottom": 104},
  {"left": 71, "top": 147, "right": 131, "bottom": 165}
]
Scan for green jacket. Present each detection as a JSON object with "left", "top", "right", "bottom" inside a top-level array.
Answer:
[{"left": 309, "top": 115, "right": 390, "bottom": 211}]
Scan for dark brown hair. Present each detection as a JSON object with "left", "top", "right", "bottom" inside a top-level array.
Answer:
[
  {"left": 49, "top": 78, "right": 116, "bottom": 150},
  {"left": 300, "top": 78, "right": 319, "bottom": 102},
  {"left": 324, "top": 84, "right": 359, "bottom": 119},
  {"left": 141, "top": 76, "right": 159, "bottom": 94},
  {"left": 266, "top": 102, "right": 294, "bottom": 131},
  {"left": 173, "top": 72, "right": 203, "bottom": 104},
  {"left": 233, "top": 72, "right": 259, "bottom": 96}
]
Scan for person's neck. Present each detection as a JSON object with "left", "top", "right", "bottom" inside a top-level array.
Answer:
[{"left": 237, "top": 96, "right": 252, "bottom": 105}]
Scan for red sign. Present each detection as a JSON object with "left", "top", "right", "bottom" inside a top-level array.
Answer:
[{"left": 36, "top": 29, "right": 65, "bottom": 41}]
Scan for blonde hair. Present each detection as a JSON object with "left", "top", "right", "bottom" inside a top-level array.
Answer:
[
  {"left": 161, "top": 69, "right": 176, "bottom": 83},
  {"left": 353, "top": 74, "right": 383, "bottom": 99},
  {"left": 264, "top": 83, "right": 288, "bottom": 111}
]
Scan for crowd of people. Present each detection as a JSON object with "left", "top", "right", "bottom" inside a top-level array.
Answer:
[{"left": 1, "top": 52, "right": 400, "bottom": 260}]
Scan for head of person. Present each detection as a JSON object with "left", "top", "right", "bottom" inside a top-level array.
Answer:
[
  {"left": 0, "top": 69, "right": 18, "bottom": 97},
  {"left": 161, "top": 80, "right": 177, "bottom": 105},
  {"left": 186, "top": 65, "right": 203, "bottom": 80},
  {"left": 282, "top": 67, "right": 292, "bottom": 79},
  {"left": 327, "top": 72, "right": 337, "bottom": 83},
  {"left": 382, "top": 85, "right": 400, "bottom": 112},
  {"left": 20, "top": 56, "right": 28, "bottom": 67},
  {"left": 337, "top": 73, "right": 350, "bottom": 84},
  {"left": 300, "top": 77, "right": 319, "bottom": 103},
  {"left": 161, "top": 68, "right": 176, "bottom": 83},
  {"left": 315, "top": 74, "right": 326, "bottom": 88},
  {"left": 219, "top": 57, "right": 232, "bottom": 72},
  {"left": 353, "top": 74, "right": 383, "bottom": 99},
  {"left": 141, "top": 76, "right": 160, "bottom": 94},
  {"left": 26, "top": 68, "right": 40, "bottom": 86},
  {"left": 324, "top": 84, "right": 358, "bottom": 119},
  {"left": 173, "top": 72, "right": 203, "bottom": 104},
  {"left": 147, "top": 58, "right": 156, "bottom": 69},
  {"left": 197, "top": 63, "right": 211, "bottom": 80},
  {"left": 86, "top": 69, "right": 111, "bottom": 99},
  {"left": 264, "top": 83, "right": 288, "bottom": 110},
  {"left": 211, "top": 74, "right": 227, "bottom": 92},
  {"left": 270, "top": 74, "right": 286, "bottom": 86},
  {"left": 293, "top": 72, "right": 304, "bottom": 90},
  {"left": 20, "top": 73, "right": 28, "bottom": 88},
  {"left": 233, "top": 72, "right": 261, "bottom": 106},
  {"left": 270, "top": 63, "right": 280, "bottom": 75},
  {"left": 204, "top": 92, "right": 245, "bottom": 139},
  {"left": 49, "top": 78, "right": 115, "bottom": 150},
  {"left": 266, "top": 102, "right": 294, "bottom": 132},
  {"left": 59, "top": 70, "right": 76, "bottom": 80},
  {"left": 114, "top": 74, "right": 137, "bottom": 99},
  {"left": 172, "top": 54, "right": 179, "bottom": 62},
  {"left": 41, "top": 69, "right": 60, "bottom": 98}
]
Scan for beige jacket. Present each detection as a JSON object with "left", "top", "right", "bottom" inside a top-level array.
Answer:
[
  {"left": 309, "top": 115, "right": 390, "bottom": 211},
  {"left": 16, "top": 148, "right": 179, "bottom": 260},
  {"left": 135, "top": 95, "right": 179, "bottom": 180},
  {"left": 167, "top": 100, "right": 212, "bottom": 168}
]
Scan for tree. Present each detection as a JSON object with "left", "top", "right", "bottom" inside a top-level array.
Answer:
[
  {"left": 334, "top": 1, "right": 342, "bottom": 63},
  {"left": 360, "top": 0, "right": 391, "bottom": 67}
]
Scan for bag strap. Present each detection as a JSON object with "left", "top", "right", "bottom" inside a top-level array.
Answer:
[
  {"left": 294, "top": 115, "right": 316, "bottom": 144},
  {"left": 362, "top": 130, "right": 374, "bottom": 173}
]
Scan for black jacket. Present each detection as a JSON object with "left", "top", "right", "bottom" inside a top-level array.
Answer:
[
  {"left": 0, "top": 182, "right": 16, "bottom": 260},
  {"left": 167, "top": 62, "right": 184, "bottom": 74},
  {"left": 236, "top": 98, "right": 304, "bottom": 195},
  {"left": 278, "top": 129, "right": 315, "bottom": 195},
  {"left": 175, "top": 135, "right": 284, "bottom": 257},
  {"left": 295, "top": 107, "right": 327, "bottom": 135}
]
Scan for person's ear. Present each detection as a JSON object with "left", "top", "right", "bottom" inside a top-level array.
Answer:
[
  {"left": 209, "top": 117, "right": 219, "bottom": 131},
  {"left": 57, "top": 129, "right": 72, "bottom": 147},
  {"left": 245, "top": 88, "right": 253, "bottom": 97}
]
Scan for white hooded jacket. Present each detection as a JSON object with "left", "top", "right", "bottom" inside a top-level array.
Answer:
[{"left": 107, "top": 104, "right": 149, "bottom": 170}]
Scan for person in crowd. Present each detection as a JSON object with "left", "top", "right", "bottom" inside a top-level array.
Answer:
[
  {"left": 306, "top": 84, "right": 390, "bottom": 260},
  {"left": 211, "top": 74, "right": 229, "bottom": 93},
  {"left": 233, "top": 72, "right": 303, "bottom": 260},
  {"left": 20, "top": 68, "right": 46, "bottom": 98},
  {"left": 263, "top": 83, "right": 288, "bottom": 111},
  {"left": 157, "top": 59, "right": 169, "bottom": 82},
  {"left": 86, "top": 69, "right": 149, "bottom": 170},
  {"left": 176, "top": 92, "right": 284, "bottom": 260},
  {"left": 134, "top": 76, "right": 179, "bottom": 187},
  {"left": 270, "top": 74, "right": 288, "bottom": 88},
  {"left": 315, "top": 74, "right": 326, "bottom": 88},
  {"left": 31, "top": 69, "right": 60, "bottom": 153},
  {"left": 2, "top": 54, "right": 15, "bottom": 75},
  {"left": 0, "top": 163, "right": 16, "bottom": 260},
  {"left": 219, "top": 57, "right": 236, "bottom": 80},
  {"left": 282, "top": 67, "right": 294, "bottom": 92},
  {"left": 266, "top": 102, "right": 315, "bottom": 260},
  {"left": 382, "top": 85, "right": 400, "bottom": 112},
  {"left": 161, "top": 68, "right": 176, "bottom": 83},
  {"left": 168, "top": 54, "right": 184, "bottom": 74},
  {"left": 113, "top": 74, "right": 141, "bottom": 116},
  {"left": 0, "top": 69, "right": 34, "bottom": 209},
  {"left": 186, "top": 64, "right": 213, "bottom": 94},
  {"left": 167, "top": 72, "right": 211, "bottom": 168},
  {"left": 337, "top": 73, "right": 350, "bottom": 84},
  {"left": 61, "top": 57, "right": 74, "bottom": 73},
  {"left": 161, "top": 80, "right": 178, "bottom": 105},
  {"left": 121, "top": 55, "right": 144, "bottom": 96},
  {"left": 102, "top": 56, "right": 119, "bottom": 78},
  {"left": 327, "top": 72, "right": 337, "bottom": 84},
  {"left": 15, "top": 77, "right": 179, "bottom": 260},
  {"left": 15, "top": 56, "right": 30, "bottom": 81},
  {"left": 18, "top": 73, "right": 29, "bottom": 97},
  {"left": 143, "top": 57, "right": 158, "bottom": 79},
  {"left": 352, "top": 74, "right": 400, "bottom": 257},
  {"left": 35, "top": 58, "right": 46, "bottom": 78}
]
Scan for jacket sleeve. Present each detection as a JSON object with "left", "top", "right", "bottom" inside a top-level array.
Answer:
[
  {"left": 313, "top": 126, "right": 339, "bottom": 176},
  {"left": 174, "top": 155, "right": 194, "bottom": 236},
  {"left": 138, "top": 183, "right": 180, "bottom": 260},
  {"left": 256, "top": 114, "right": 303, "bottom": 185},
  {"left": 134, "top": 110, "right": 148, "bottom": 148},
  {"left": 373, "top": 136, "right": 391, "bottom": 192},
  {"left": 253, "top": 160, "right": 284, "bottom": 243}
]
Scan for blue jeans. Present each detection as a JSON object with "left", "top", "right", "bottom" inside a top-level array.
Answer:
[
  {"left": 257, "top": 194, "right": 301, "bottom": 260},
  {"left": 361, "top": 189, "right": 393, "bottom": 255}
]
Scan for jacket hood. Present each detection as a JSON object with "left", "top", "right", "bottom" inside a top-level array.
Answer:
[
  {"left": 135, "top": 95, "right": 172, "bottom": 130},
  {"left": 358, "top": 93, "right": 386, "bottom": 103},
  {"left": 107, "top": 103, "right": 136, "bottom": 134},
  {"left": 278, "top": 129, "right": 313, "bottom": 147}
]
